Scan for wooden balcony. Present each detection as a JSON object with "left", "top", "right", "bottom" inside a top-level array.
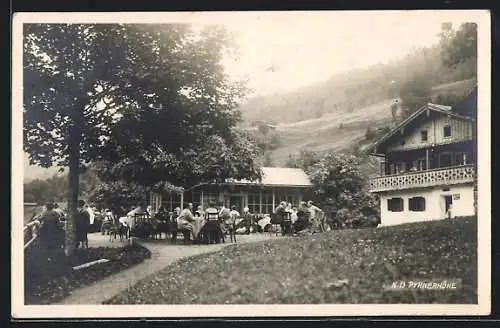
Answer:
[{"left": 369, "top": 164, "right": 475, "bottom": 192}]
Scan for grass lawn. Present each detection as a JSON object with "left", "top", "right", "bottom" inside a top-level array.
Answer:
[
  {"left": 25, "top": 244, "right": 151, "bottom": 304},
  {"left": 105, "top": 216, "right": 477, "bottom": 304}
]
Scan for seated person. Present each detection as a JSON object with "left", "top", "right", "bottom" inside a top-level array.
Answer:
[
  {"left": 177, "top": 203, "right": 196, "bottom": 241},
  {"left": 202, "top": 202, "right": 221, "bottom": 243},
  {"left": 294, "top": 201, "right": 310, "bottom": 232}
]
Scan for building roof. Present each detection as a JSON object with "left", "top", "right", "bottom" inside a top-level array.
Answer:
[
  {"left": 370, "top": 102, "right": 474, "bottom": 155},
  {"left": 226, "top": 167, "right": 313, "bottom": 187}
]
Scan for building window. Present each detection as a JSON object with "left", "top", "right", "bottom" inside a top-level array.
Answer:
[
  {"left": 443, "top": 125, "right": 452, "bottom": 138},
  {"left": 247, "top": 192, "right": 261, "bottom": 214},
  {"left": 261, "top": 192, "right": 273, "bottom": 215},
  {"left": 455, "top": 152, "right": 469, "bottom": 166},
  {"left": 421, "top": 130, "right": 428, "bottom": 142},
  {"left": 277, "top": 194, "right": 298, "bottom": 206},
  {"left": 409, "top": 197, "right": 426, "bottom": 211},
  {"left": 387, "top": 198, "right": 404, "bottom": 212}
]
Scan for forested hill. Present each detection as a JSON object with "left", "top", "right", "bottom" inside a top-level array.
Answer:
[{"left": 238, "top": 44, "right": 475, "bottom": 125}]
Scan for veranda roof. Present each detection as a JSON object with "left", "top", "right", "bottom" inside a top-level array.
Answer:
[
  {"left": 159, "top": 167, "right": 313, "bottom": 194},
  {"left": 226, "top": 167, "right": 313, "bottom": 187}
]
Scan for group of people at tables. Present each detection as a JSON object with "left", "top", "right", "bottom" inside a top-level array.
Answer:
[
  {"left": 117, "top": 202, "right": 250, "bottom": 243},
  {"left": 116, "top": 199, "right": 325, "bottom": 243},
  {"left": 272, "top": 200, "right": 325, "bottom": 233},
  {"left": 28, "top": 198, "right": 326, "bottom": 249}
]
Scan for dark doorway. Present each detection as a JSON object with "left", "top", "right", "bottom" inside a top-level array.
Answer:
[{"left": 444, "top": 195, "right": 453, "bottom": 214}]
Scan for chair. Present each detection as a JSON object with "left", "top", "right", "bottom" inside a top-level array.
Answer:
[
  {"left": 134, "top": 213, "right": 150, "bottom": 224},
  {"left": 130, "top": 213, "right": 150, "bottom": 239},
  {"left": 203, "top": 213, "right": 223, "bottom": 244},
  {"left": 282, "top": 212, "right": 294, "bottom": 235}
]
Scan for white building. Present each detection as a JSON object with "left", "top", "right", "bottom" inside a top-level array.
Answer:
[{"left": 369, "top": 89, "right": 477, "bottom": 226}]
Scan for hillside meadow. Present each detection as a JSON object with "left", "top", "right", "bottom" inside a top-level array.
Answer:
[{"left": 106, "top": 216, "right": 477, "bottom": 304}]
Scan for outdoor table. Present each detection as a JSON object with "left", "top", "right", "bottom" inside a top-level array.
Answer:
[{"left": 192, "top": 217, "right": 206, "bottom": 239}]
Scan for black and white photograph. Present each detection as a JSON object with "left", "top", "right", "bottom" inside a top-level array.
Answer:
[{"left": 12, "top": 10, "right": 491, "bottom": 318}]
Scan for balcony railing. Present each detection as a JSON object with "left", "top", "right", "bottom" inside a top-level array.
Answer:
[{"left": 369, "top": 164, "right": 475, "bottom": 192}]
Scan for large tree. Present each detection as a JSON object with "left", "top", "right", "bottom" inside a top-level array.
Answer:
[
  {"left": 24, "top": 23, "right": 261, "bottom": 256},
  {"left": 24, "top": 24, "right": 134, "bottom": 255}
]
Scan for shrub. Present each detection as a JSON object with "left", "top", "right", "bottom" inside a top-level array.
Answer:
[{"left": 305, "top": 152, "right": 380, "bottom": 229}]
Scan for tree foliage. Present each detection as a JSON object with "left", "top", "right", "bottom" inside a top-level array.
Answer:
[
  {"left": 440, "top": 22, "right": 477, "bottom": 69},
  {"left": 310, "top": 153, "right": 379, "bottom": 226},
  {"left": 284, "top": 149, "right": 322, "bottom": 169},
  {"left": 24, "top": 175, "right": 67, "bottom": 204}
]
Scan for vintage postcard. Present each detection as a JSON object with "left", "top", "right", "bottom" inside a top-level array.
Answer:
[{"left": 12, "top": 10, "right": 491, "bottom": 318}]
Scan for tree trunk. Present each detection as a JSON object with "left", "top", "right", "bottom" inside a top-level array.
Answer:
[{"left": 65, "top": 125, "right": 80, "bottom": 257}]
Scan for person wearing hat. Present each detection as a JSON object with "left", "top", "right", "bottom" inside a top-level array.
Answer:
[
  {"left": 75, "top": 199, "right": 91, "bottom": 249},
  {"left": 272, "top": 201, "right": 287, "bottom": 235},
  {"left": 52, "top": 202, "right": 66, "bottom": 221},
  {"left": 100, "top": 208, "right": 115, "bottom": 235},
  {"left": 242, "top": 206, "right": 252, "bottom": 235},
  {"left": 227, "top": 205, "right": 240, "bottom": 242},
  {"left": 294, "top": 201, "right": 310, "bottom": 232},
  {"left": 307, "top": 200, "right": 324, "bottom": 233},
  {"left": 218, "top": 202, "right": 231, "bottom": 242},
  {"left": 37, "top": 202, "right": 65, "bottom": 251}
]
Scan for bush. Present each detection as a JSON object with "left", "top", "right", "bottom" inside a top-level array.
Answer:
[{"left": 305, "top": 152, "right": 380, "bottom": 229}]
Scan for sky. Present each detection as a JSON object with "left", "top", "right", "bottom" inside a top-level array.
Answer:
[
  {"left": 212, "top": 11, "right": 471, "bottom": 96},
  {"left": 21, "top": 11, "right": 478, "bottom": 180}
]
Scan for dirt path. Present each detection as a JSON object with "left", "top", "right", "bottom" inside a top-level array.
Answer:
[{"left": 54, "top": 233, "right": 279, "bottom": 305}]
